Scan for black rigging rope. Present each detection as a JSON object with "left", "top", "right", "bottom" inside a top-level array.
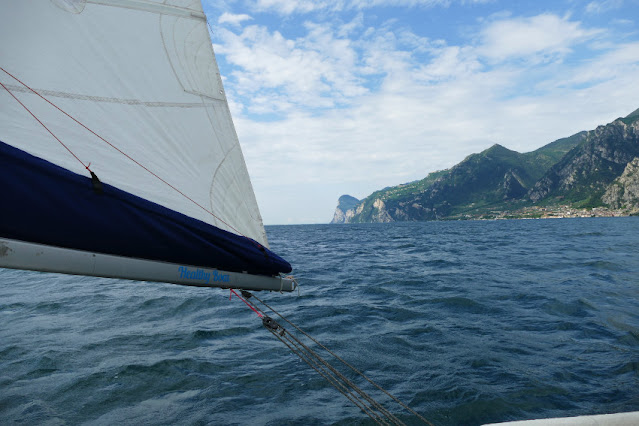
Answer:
[{"left": 237, "top": 290, "right": 434, "bottom": 426}]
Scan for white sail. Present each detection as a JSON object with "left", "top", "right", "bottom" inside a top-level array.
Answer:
[
  {"left": 0, "top": 0, "right": 268, "bottom": 247},
  {"left": 0, "top": 0, "right": 295, "bottom": 291}
]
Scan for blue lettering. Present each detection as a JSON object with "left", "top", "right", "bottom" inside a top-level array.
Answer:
[{"left": 178, "top": 266, "right": 227, "bottom": 284}]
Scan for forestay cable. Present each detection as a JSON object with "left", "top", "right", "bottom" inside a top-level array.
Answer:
[{"left": 230, "top": 289, "right": 434, "bottom": 426}]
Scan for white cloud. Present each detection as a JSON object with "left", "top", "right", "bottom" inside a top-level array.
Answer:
[
  {"left": 251, "top": 0, "right": 493, "bottom": 15},
  {"left": 611, "top": 18, "right": 634, "bottom": 26},
  {"left": 252, "top": 0, "right": 335, "bottom": 14},
  {"left": 585, "top": 0, "right": 624, "bottom": 14},
  {"left": 214, "top": 23, "right": 368, "bottom": 114},
  {"left": 478, "top": 14, "right": 602, "bottom": 63},
  {"left": 416, "top": 46, "right": 481, "bottom": 82},
  {"left": 553, "top": 41, "right": 639, "bottom": 87},
  {"left": 218, "top": 12, "right": 253, "bottom": 26}
]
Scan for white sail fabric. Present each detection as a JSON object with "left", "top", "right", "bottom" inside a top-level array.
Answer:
[{"left": 0, "top": 0, "right": 269, "bottom": 247}]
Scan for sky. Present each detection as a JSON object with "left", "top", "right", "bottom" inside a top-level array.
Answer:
[{"left": 201, "top": 0, "right": 639, "bottom": 225}]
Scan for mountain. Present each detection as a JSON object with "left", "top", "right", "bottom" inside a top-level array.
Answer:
[{"left": 331, "top": 109, "right": 639, "bottom": 223}]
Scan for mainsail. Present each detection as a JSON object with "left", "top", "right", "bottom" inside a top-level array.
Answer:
[{"left": 0, "top": 0, "right": 295, "bottom": 291}]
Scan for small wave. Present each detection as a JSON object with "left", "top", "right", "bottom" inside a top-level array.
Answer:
[
  {"left": 138, "top": 296, "right": 174, "bottom": 309},
  {"left": 429, "top": 296, "right": 499, "bottom": 314},
  {"left": 4, "top": 399, "right": 63, "bottom": 425},
  {"left": 542, "top": 299, "right": 595, "bottom": 318},
  {"left": 192, "top": 327, "right": 253, "bottom": 340},
  {"left": 361, "top": 285, "right": 398, "bottom": 297},
  {"left": 397, "top": 243, "right": 416, "bottom": 249},
  {"left": 174, "top": 297, "right": 215, "bottom": 314},
  {"left": 0, "top": 302, "right": 28, "bottom": 313},
  {"left": 0, "top": 345, "right": 28, "bottom": 360},
  {"left": 615, "top": 361, "right": 639, "bottom": 374},
  {"left": 31, "top": 301, "right": 64, "bottom": 313},
  {"left": 572, "top": 231, "right": 605, "bottom": 237},
  {"left": 607, "top": 317, "right": 639, "bottom": 345},
  {"left": 22, "top": 355, "right": 60, "bottom": 380},
  {"left": 582, "top": 260, "right": 622, "bottom": 271},
  {"left": 422, "top": 259, "right": 460, "bottom": 268}
]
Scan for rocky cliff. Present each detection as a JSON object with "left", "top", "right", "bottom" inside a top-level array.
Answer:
[
  {"left": 602, "top": 157, "right": 639, "bottom": 212},
  {"left": 330, "top": 195, "right": 360, "bottom": 224},
  {"left": 528, "top": 116, "right": 639, "bottom": 206}
]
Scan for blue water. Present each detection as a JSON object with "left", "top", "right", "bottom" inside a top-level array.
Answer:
[{"left": 1, "top": 218, "right": 638, "bottom": 425}]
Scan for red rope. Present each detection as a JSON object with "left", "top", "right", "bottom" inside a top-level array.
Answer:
[
  {"left": 229, "top": 289, "right": 263, "bottom": 318},
  {"left": 0, "top": 79, "right": 93, "bottom": 173},
  {"left": 0, "top": 66, "right": 258, "bottom": 245}
]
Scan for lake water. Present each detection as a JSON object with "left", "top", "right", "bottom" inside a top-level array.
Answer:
[{"left": 1, "top": 218, "right": 638, "bottom": 425}]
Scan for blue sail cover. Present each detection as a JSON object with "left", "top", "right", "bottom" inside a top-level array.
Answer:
[{"left": 0, "top": 140, "right": 292, "bottom": 276}]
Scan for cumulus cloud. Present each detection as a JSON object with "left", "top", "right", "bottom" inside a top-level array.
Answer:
[{"left": 214, "top": 22, "right": 368, "bottom": 114}]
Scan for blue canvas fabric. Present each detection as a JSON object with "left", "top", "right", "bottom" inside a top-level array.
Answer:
[{"left": 0, "top": 140, "right": 292, "bottom": 276}]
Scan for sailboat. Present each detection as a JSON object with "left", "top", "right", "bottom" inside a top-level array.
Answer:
[{"left": 0, "top": 0, "right": 296, "bottom": 293}]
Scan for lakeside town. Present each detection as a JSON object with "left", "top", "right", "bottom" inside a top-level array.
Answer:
[{"left": 451, "top": 205, "right": 638, "bottom": 221}]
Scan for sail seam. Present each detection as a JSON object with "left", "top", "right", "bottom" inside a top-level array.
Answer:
[
  {"left": 87, "top": 0, "right": 206, "bottom": 21},
  {"left": 209, "top": 143, "right": 239, "bottom": 231},
  {"left": 157, "top": 14, "right": 227, "bottom": 103},
  {"left": 1, "top": 84, "right": 223, "bottom": 107},
  {"left": 158, "top": 12, "right": 191, "bottom": 102},
  {"left": 0, "top": 80, "right": 91, "bottom": 173}
]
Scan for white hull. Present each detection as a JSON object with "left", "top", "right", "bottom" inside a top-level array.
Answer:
[
  {"left": 485, "top": 411, "right": 639, "bottom": 426},
  {"left": 0, "top": 238, "right": 296, "bottom": 292}
]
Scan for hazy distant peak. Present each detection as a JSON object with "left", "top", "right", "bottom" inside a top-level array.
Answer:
[{"left": 337, "top": 195, "right": 359, "bottom": 211}]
